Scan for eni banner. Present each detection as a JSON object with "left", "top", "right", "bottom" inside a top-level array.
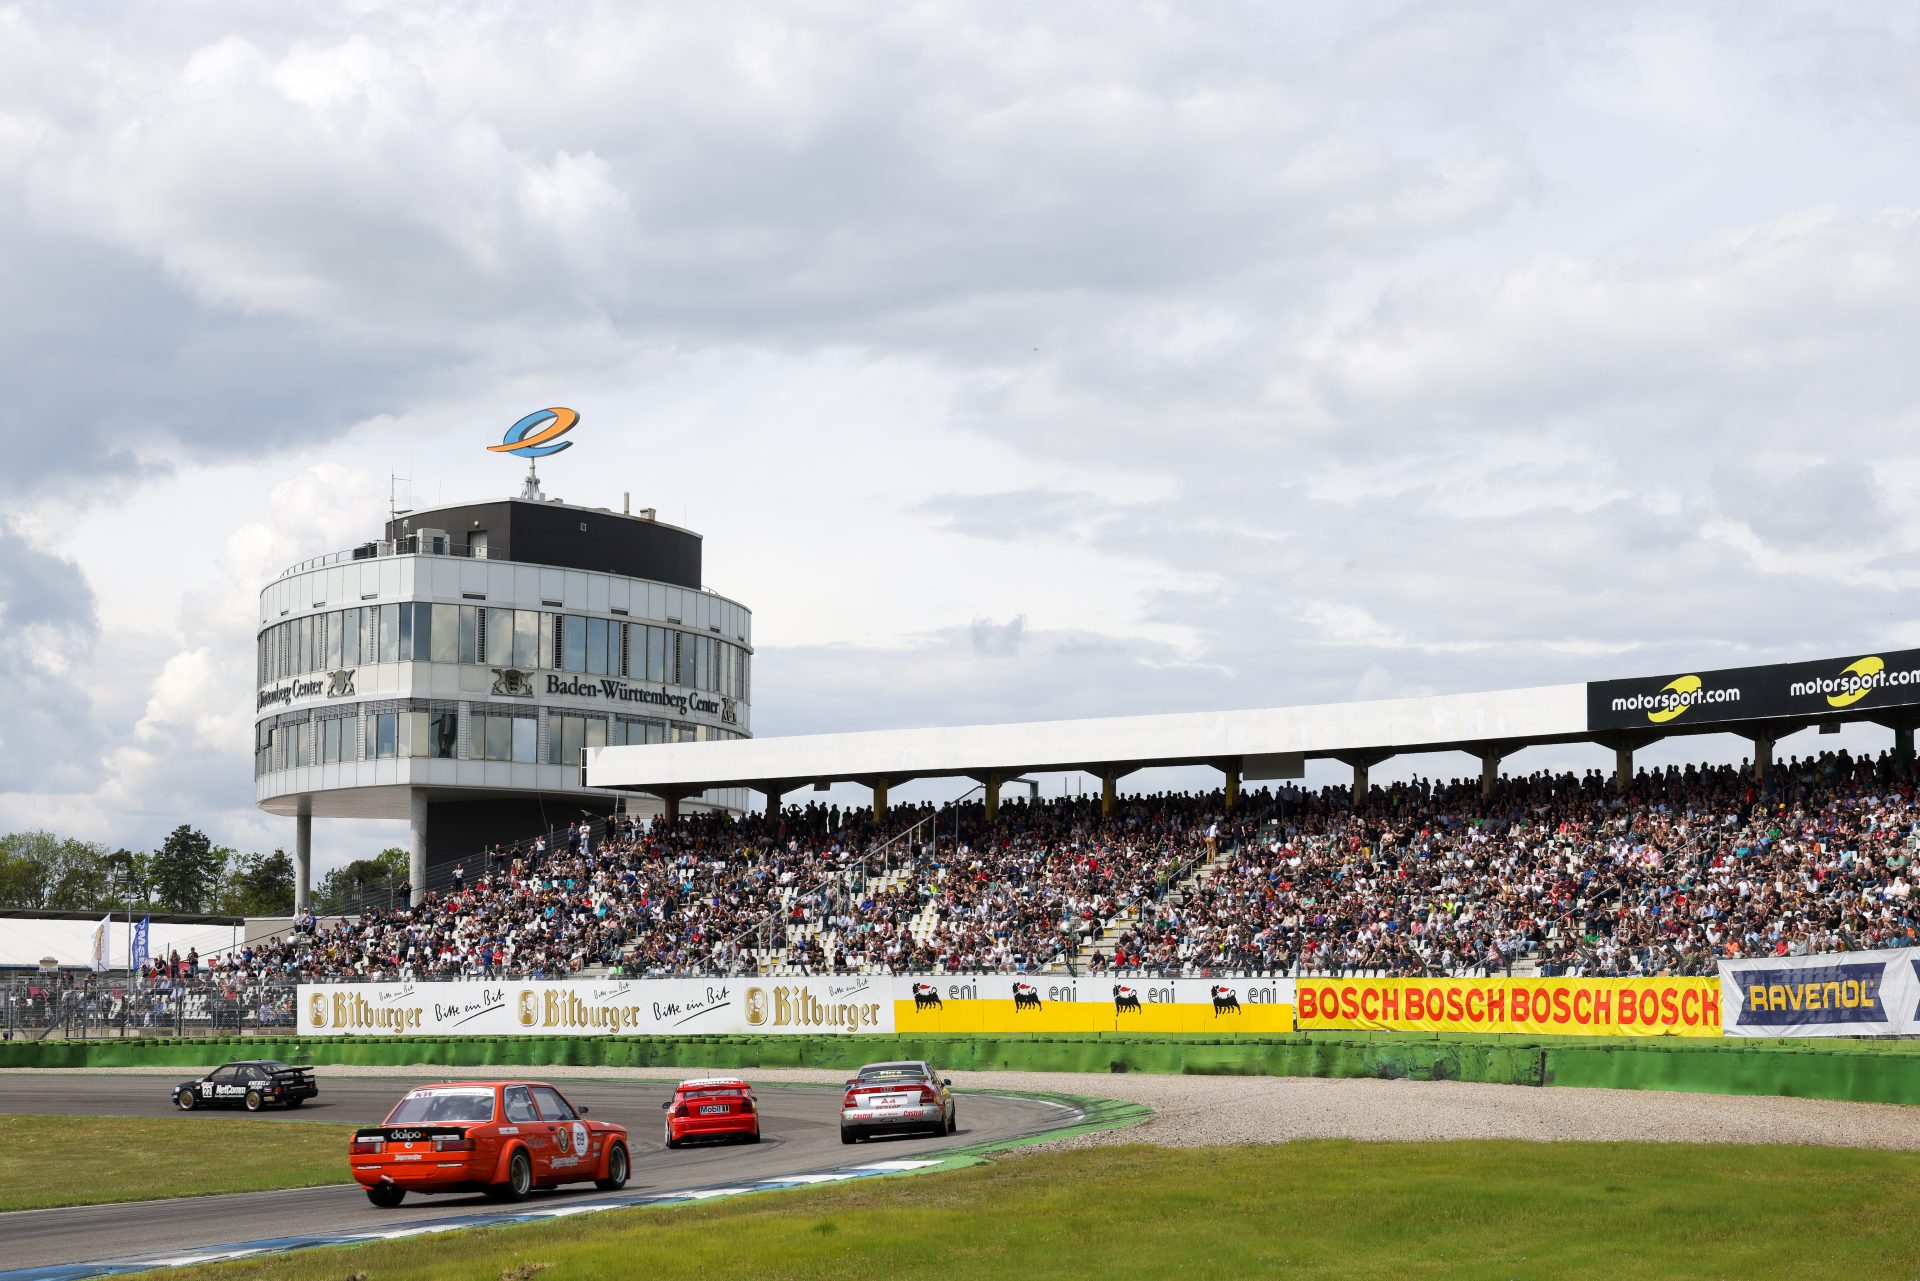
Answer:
[
  {"left": 893, "top": 976, "right": 1296, "bottom": 1035},
  {"left": 1294, "top": 976, "right": 1720, "bottom": 1037},
  {"left": 298, "top": 977, "right": 894, "bottom": 1037},
  {"left": 1719, "top": 947, "right": 1920, "bottom": 1038}
]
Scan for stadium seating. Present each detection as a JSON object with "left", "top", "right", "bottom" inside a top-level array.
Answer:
[{"left": 185, "top": 747, "right": 1918, "bottom": 985}]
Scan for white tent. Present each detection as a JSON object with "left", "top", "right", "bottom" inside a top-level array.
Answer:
[{"left": 0, "top": 917, "right": 243, "bottom": 970}]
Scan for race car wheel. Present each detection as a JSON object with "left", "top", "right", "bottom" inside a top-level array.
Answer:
[
  {"left": 594, "top": 1143, "right": 630, "bottom": 1191},
  {"left": 664, "top": 1122, "right": 682, "bottom": 1150},
  {"left": 840, "top": 1125, "right": 858, "bottom": 1145},
  {"left": 244, "top": 1090, "right": 264, "bottom": 1112},
  {"left": 947, "top": 1105, "right": 958, "bottom": 1135},
  {"left": 176, "top": 1091, "right": 197, "bottom": 1111},
  {"left": 744, "top": 1126, "right": 761, "bottom": 1144},
  {"left": 366, "top": 1183, "right": 406, "bottom": 1208},
  {"left": 502, "top": 1149, "right": 533, "bottom": 1201}
]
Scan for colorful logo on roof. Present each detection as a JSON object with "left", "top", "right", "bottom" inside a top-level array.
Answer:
[{"left": 488, "top": 407, "right": 579, "bottom": 458}]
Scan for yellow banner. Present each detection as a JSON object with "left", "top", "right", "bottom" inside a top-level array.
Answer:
[{"left": 1293, "top": 976, "right": 1721, "bottom": 1037}]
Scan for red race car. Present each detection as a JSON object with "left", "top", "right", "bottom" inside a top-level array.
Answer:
[
  {"left": 350, "top": 1081, "right": 630, "bottom": 1208},
  {"left": 661, "top": 1076, "right": 761, "bottom": 1148}
]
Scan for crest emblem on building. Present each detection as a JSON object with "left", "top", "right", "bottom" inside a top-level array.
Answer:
[
  {"left": 325, "top": 669, "right": 356, "bottom": 698},
  {"left": 720, "top": 696, "right": 738, "bottom": 725},
  {"left": 491, "top": 668, "right": 534, "bottom": 697}
]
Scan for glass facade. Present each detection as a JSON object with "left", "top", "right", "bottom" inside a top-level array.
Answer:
[{"left": 258, "top": 603, "right": 750, "bottom": 702}]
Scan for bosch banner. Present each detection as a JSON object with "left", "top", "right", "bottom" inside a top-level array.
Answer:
[
  {"left": 1293, "top": 976, "right": 1721, "bottom": 1037},
  {"left": 1718, "top": 948, "right": 1920, "bottom": 1038},
  {"left": 1586, "top": 649, "right": 1920, "bottom": 733}
]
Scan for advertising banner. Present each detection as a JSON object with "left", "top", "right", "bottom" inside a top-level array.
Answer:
[
  {"left": 892, "top": 976, "right": 1296, "bottom": 1035},
  {"left": 1718, "top": 948, "right": 1920, "bottom": 1038},
  {"left": 297, "top": 975, "right": 1298, "bottom": 1038},
  {"left": 1293, "top": 976, "right": 1721, "bottom": 1037},
  {"left": 1587, "top": 648, "right": 1920, "bottom": 733},
  {"left": 298, "top": 976, "right": 895, "bottom": 1037}
]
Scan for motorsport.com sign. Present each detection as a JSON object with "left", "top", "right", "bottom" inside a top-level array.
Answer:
[{"left": 1587, "top": 648, "right": 1920, "bottom": 732}]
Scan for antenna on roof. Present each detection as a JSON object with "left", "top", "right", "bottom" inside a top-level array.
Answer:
[{"left": 389, "top": 472, "right": 412, "bottom": 522}]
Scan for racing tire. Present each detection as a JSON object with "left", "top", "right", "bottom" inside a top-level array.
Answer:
[
  {"left": 947, "top": 1105, "right": 958, "bottom": 1135},
  {"left": 594, "top": 1142, "right": 630, "bottom": 1191},
  {"left": 744, "top": 1127, "right": 761, "bottom": 1144},
  {"left": 244, "top": 1090, "right": 265, "bottom": 1112},
  {"left": 664, "top": 1122, "right": 682, "bottom": 1151},
  {"left": 496, "top": 1149, "right": 533, "bottom": 1201},
  {"left": 366, "top": 1184, "right": 406, "bottom": 1208},
  {"left": 176, "top": 1091, "right": 197, "bottom": 1111},
  {"left": 840, "top": 1126, "right": 859, "bottom": 1145}
]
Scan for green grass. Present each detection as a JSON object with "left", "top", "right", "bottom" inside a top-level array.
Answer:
[
  {"left": 164, "top": 1140, "right": 1920, "bottom": 1281},
  {"left": 0, "top": 1115, "right": 358, "bottom": 1211}
]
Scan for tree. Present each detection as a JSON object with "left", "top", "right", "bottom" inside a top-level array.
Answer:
[
  {"left": 0, "top": 831, "right": 114, "bottom": 910},
  {"left": 216, "top": 849, "right": 295, "bottom": 917},
  {"left": 316, "top": 859, "right": 402, "bottom": 914},
  {"left": 145, "top": 825, "right": 225, "bottom": 915}
]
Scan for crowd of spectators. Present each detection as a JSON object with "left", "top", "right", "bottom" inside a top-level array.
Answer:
[{"left": 132, "top": 745, "right": 1920, "bottom": 986}]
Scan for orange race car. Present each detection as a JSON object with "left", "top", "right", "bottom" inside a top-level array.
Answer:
[
  {"left": 661, "top": 1076, "right": 761, "bottom": 1148},
  {"left": 350, "top": 1080, "right": 629, "bottom": 1208}
]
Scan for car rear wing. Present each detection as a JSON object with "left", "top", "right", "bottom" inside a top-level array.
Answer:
[{"left": 270, "top": 1066, "right": 315, "bottom": 1081}]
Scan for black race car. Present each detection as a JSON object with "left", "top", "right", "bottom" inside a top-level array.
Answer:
[{"left": 172, "top": 1060, "right": 319, "bottom": 1112}]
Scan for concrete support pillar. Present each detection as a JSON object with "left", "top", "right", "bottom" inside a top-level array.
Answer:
[
  {"left": 661, "top": 792, "right": 682, "bottom": 826},
  {"left": 1748, "top": 734, "right": 1775, "bottom": 782},
  {"left": 763, "top": 785, "right": 783, "bottom": 821},
  {"left": 1479, "top": 752, "right": 1502, "bottom": 799},
  {"left": 872, "top": 779, "right": 889, "bottom": 821},
  {"left": 983, "top": 773, "right": 1002, "bottom": 823},
  {"left": 1222, "top": 765, "right": 1241, "bottom": 812},
  {"left": 407, "top": 790, "right": 428, "bottom": 907},
  {"left": 1335, "top": 752, "right": 1391, "bottom": 805},
  {"left": 293, "top": 812, "right": 312, "bottom": 914},
  {"left": 1896, "top": 725, "right": 1914, "bottom": 773},
  {"left": 1614, "top": 744, "right": 1634, "bottom": 793},
  {"left": 1101, "top": 773, "right": 1117, "bottom": 817}
]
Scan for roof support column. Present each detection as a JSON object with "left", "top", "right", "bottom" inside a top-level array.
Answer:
[
  {"left": 1333, "top": 751, "right": 1392, "bottom": 805},
  {"left": 1594, "top": 732, "right": 1663, "bottom": 794},
  {"left": 1898, "top": 725, "right": 1915, "bottom": 773},
  {"left": 1223, "top": 765, "right": 1241, "bottom": 812},
  {"left": 1082, "top": 765, "right": 1138, "bottom": 818},
  {"left": 969, "top": 772, "right": 1005, "bottom": 823},
  {"left": 872, "top": 779, "right": 889, "bottom": 821},
  {"left": 407, "top": 789, "right": 428, "bottom": 909},
  {"left": 1747, "top": 732, "right": 1775, "bottom": 783},
  {"left": 657, "top": 789, "right": 690, "bottom": 827},
  {"left": 293, "top": 811, "right": 312, "bottom": 915}
]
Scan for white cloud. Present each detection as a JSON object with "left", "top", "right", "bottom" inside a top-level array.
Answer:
[{"left": 4, "top": 1, "right": 1920, "bottom": 875}]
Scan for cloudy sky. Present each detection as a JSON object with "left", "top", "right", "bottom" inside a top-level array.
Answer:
[{"left": 3, "top": 1, "right": 1918, "bottom": 873}]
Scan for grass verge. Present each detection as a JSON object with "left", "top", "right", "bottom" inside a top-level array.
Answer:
[
  {"left": 0, "top": 1115, "right": 357, "bottom": 1211},
  {"left": 162, "top": 1140, "right": 1920, "bottom": 1281}
]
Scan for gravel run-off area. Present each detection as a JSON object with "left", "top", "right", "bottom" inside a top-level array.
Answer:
[{"left": 18, "top": 1064, "right": 1920, "bottom": 1153}]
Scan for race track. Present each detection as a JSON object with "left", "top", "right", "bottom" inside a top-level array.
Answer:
[{"left": 0, "top": 1071, "right": 1081, "bottom": 1278}]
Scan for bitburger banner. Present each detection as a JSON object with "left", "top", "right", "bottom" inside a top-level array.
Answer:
[
  {"left": 1586, "top": 648, "right": 1920, "bottom": 733},
  {"left": 298, "top": 976, "right": 895, "bottom": 1037},
  {"left": 1718, "top": 948, "right": 1920, "bottom": 1038}
]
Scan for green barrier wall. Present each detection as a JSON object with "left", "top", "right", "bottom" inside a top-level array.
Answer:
[{"left": 7, "top": 1033, "right": 1917, "bottom": 1105}]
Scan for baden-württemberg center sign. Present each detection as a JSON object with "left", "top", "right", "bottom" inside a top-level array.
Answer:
[{"left": 253, "top": 409, "right": 752, "bottom": 908}]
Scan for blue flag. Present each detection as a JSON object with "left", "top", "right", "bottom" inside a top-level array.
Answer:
[{"left": 131, "top": 916, "right": 150, "bottom": 971}]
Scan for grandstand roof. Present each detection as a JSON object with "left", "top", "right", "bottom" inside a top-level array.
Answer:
[{"left": 586, "top": 647, "right": 1920, "bottom": 799}]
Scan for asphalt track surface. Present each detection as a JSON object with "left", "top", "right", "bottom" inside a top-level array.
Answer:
[{"left": 0, "top": 1072, "right": 1079, "bottom": 1276}]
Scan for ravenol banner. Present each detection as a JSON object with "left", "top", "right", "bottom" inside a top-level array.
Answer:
[
  {"left": 1719, "top": 948, "right": 1920, "bottom": 1038},
  {"left": 1293, "top": 976, "right": 1721, "bottom": 1037},
  {"left": 299, "top": 976, "right": 896, "bottom": 1037}
]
